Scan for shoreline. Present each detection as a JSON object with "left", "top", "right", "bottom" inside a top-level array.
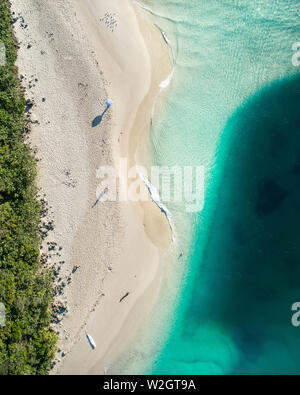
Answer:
[{"left": 10, "top": 0, "right": 172, "bottom": 374}]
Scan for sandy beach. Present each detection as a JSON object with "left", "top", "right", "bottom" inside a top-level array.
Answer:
[{"left": 10, "top": 0, "right": 172, "bottom": 374}]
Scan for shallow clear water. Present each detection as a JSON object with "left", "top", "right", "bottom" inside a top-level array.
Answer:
[{"left": 138, "top": 0, "right": 300, "bottom": 374}]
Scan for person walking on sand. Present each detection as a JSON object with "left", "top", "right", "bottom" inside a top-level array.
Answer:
[{"left": 73, "top": 264, "right": 80, "bottom": 273}]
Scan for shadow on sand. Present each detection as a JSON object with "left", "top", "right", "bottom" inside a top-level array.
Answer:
[{"left": 92, "top": 106, "right": 109, "bottom": 127}]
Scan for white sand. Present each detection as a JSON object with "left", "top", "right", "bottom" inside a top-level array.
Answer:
[{"left": 10, "top": 0, "right": 172, "bottom": 374}]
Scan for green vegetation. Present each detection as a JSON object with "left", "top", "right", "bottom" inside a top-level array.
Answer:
[{"left": 0, "top": 0, "right": 57, "bottom": 374}]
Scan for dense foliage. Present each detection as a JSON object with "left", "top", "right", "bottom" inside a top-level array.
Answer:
[{"left": 0, "top": 0, "right": 57, "bottom": 374}]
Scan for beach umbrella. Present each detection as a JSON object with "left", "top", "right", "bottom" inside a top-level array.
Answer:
[{"left": 106, "top": 98, "right": 113, "bottom": 107}]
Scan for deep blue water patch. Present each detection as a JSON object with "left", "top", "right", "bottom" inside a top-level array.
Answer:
[{"left": 194, "top": 74, "right": 300, "bottom": 374}]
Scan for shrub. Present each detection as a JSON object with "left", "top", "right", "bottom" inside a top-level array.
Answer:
[{"left": 0, "top": 0, "right": 57, "bottom": 375}]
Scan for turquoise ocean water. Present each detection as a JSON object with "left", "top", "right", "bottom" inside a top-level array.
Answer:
[{"left": 137, "top": 0, "right": 300, "bottom": 374}]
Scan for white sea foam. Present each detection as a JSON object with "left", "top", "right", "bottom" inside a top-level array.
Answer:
[
  {"left": 151, "top": 28, "right": 175, "bottom": 119},
  {"left": 132, "top": 1, "right": 176, "bottom": 113},
  {"left": 137, "top": 166, "right": 176, "bottom": 243},
  {"left": 161, "top": 30, "right": 171, "bottom": 45},
  {"left": 157, "top": 27, "right": 176, "bottom": 91},
  {"left": 159, "top": 68, "right": 175, "bottom": 90}
]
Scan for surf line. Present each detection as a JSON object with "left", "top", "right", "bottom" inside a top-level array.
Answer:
[
  {"left": 157, "top": 25, "right": 176, "bottom": 93},
  {"left": 131, "top": 0, "right": 158, "bottom": 16},
  {"left": 132, "top": 1, "right": 176, "bottom": 242},
  {"left": 137, "top": 166, "right": 176, "bottom": 243},
  {"left": 149, "top": 27, "right": 175, "bottom": 122},
  {"left": 132, "top": 1, "right": 176, "bottom": 120},
  {"left": 131, "top": 0, "right": 177, "bottom": 61},
  {"left": 132, "top": 0, "right": 176, "bottom": 26}
]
